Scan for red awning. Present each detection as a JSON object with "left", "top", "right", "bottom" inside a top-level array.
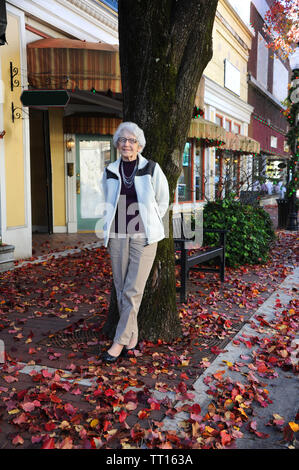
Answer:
[{"left": 27, "top": 38, "right": 121, "bottom": 93}]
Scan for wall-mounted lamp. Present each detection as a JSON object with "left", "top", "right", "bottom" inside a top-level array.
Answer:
[
  {"left": 66, "top": 137, "right": 75, "bottom": 152},
  {"left": 67, "top": 162, "right": 74, "bottom": 177}
]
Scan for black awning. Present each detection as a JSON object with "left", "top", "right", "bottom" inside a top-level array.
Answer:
[
  {"left": 20, "top": 89, "right": 123, "bottom": 118},
  {"left": 0, "top": 0, "right": 7, "bottom": 46}
]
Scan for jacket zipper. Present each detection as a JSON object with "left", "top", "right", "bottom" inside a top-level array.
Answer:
[{"left": 105, "top": 172, "right": 121, "bottom": 241}]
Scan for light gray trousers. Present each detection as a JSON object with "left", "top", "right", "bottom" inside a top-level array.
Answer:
[{"left": 108, "top": 235, "right": 157, "bottom": 346}]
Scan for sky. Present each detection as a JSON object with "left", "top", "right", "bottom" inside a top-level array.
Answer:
[{"left": 227, "top": 0, "right": 251, "bottom": 26}]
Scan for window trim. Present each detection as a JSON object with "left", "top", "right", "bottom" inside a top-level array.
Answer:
[
  {"left": 233, "top": 122, "right": 241, "bottom": 134},
  {"left": 225, "top": 119, "right": 232, "bottom": 132},
  {"left": 216, "top": 114, "right": 223, "bottom": 127}
]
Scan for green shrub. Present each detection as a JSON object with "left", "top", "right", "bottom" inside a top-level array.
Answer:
[{"left": 203, "top": 199, "right": 276, "bottom": 268}]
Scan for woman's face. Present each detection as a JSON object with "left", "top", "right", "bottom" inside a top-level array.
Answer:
[{"left": 117, "top": 130, "right": 142, "bottom": 161}]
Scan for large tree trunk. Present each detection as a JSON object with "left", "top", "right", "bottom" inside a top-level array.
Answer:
[{"left": 102, "top": 0, "right": 218, "bottom": 342}]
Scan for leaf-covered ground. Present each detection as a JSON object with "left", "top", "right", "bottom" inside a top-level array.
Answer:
[{"left": 0, "top": 231, "right": 298, "bottom": 449}]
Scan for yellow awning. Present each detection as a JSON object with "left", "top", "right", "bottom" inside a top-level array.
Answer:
[
  {"left": 188, "top": 118, "right": 260, "bottom": 154},
  {"left": 222, "top": 132, "right": 260, "bottom": 154},
  {"left": 188, "top": 117, "right": 226, "bottom": 141}
]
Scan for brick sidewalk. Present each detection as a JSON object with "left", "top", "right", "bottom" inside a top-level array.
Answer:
[{"left": 0, "top": 227, "right": 297, "bottom": 449}]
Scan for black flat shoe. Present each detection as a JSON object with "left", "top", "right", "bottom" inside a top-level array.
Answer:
[
  {"left": 120, "top": 348, "right": 131, "bottom": 358},
  {"left": 102, "top": 351, "right": 121, "bottom": 363},
  {"left": 120, "top": 344, "right": 139, "bottom": 358}
]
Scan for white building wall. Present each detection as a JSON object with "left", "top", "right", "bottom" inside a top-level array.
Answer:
[
  {"left": 9, "top": 0, "right": 119, "bottom": 44},
  {"left": 2, "top": 0, "right": 118, "bottom": 259},
  {"left": 0, "top": 3, "right": 32, "bottom": 259}
]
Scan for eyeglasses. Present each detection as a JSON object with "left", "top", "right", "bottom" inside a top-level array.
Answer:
[{"left": 118, "top": 137, "right": 138, "bottom": 144}]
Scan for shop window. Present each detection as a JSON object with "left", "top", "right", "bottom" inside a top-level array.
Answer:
[
  {"left": 252, "top": 155, "right": 259, "bottom": 180},
  {"left": 224, "top": 153, "right": 240, "bottom": 196},
  {"left": 178, "top": 142, "right": 192, "bottom": 202},
  {"left": 232, "top": 156, "right": 241, "bottom": 194},
  {"left": 252, "top": 154, "right": 264, "bottom": 187},
  {"left": 215, "top": 151, "right": 223, "bottom": 199},
  {"left": 194, "top": 147, "right": 205, "bottom": 201}
]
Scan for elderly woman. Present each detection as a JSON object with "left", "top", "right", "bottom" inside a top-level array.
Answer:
[{"left": 101, "top": 122, "right": 169, "bottom": 362}]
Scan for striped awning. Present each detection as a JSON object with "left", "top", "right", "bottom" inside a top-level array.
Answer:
[
  {"left": 63, "top": 116, "right": 122, "bottom": 135},
  {"left": 27, "top": 38, "right": 121, "bottom": 93},
  {"left": 189, "top": 118, "right": 260, "bottom": 154},
  {"left": 189, "top": 118, "right": 226, "bottom": 141},
  {"left": 222, "top": 132, "right": 260, "bottom": 154}
]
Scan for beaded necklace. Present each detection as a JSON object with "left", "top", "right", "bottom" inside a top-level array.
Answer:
[{"left": 120, "top": 158, "right": 138, "bottom": 189}]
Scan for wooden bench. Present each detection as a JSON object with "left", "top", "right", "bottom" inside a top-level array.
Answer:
[{"left": 173, "top": 213, "right": 227, "bottom": 303}]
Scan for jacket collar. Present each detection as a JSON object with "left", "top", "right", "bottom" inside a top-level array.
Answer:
[{"left": 107, "top": 153, "right": 148, "bottom": 176}]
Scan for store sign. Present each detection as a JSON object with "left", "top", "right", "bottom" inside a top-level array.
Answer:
[
  {"left": 21, "top": 90, "right": 70, "bottom": 107},
  {"left": 224, "top": 59, "right": 240, "bottom": 96}
]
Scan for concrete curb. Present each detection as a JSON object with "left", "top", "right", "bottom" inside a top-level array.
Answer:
[{"left": 161, "top": 267, "right": 299, "bottom": 438}]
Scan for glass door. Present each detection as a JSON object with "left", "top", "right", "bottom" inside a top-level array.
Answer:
[{"left": 76, "top": 136, "right": 115, "bottom": 231}]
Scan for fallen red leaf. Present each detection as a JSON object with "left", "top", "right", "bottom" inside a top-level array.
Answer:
[{"left": 42, "top": 437, "right": 55, "bottom": 449}]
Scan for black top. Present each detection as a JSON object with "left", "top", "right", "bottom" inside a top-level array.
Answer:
[{"left": 113, "top": 159, "right": 145, "bottom": 234}]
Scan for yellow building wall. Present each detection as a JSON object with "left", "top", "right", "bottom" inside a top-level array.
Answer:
[
  {"left": 204, "top": 0, "right": 252, "bottom": 102},
  {"left": 1, "top": 12, "right": 25, "bottom": 227},
  {"left": 48, "top": 109, "right": 66, "bottom": 227}
]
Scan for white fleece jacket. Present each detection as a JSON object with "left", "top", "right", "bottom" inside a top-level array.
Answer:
[{"left": 101, "top": 153, "right": 169, "bottom": 247}]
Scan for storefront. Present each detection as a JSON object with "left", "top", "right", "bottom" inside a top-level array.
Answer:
[
  {"left": 251, "top": 113, "right": 290, "bottom": 190},
  {"left": 175, "top": 117, "right": 260, "bottom": 209},
  {"left": 22, "top": 38, "right": 122, "bottom": 234}
]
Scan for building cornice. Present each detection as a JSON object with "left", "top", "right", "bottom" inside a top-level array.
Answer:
[
  {"left": 8, "top": 0, "right": 118, "bottom": 43},
  {"left": 204, "top": 75, "right": 254, "bottom": 124},
  {"left": 221, "top": 0, "right": 255, "bottom": 39},
  {"left": 216, "top": 10, "right": 250, "bottom": 52},
  {"left": 58, "top": 0, "right": 118, "bottom": 33}
]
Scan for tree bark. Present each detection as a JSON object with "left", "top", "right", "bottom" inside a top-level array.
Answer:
[{"left": 102, "top": 0, "right": 218, "bottom": 342}]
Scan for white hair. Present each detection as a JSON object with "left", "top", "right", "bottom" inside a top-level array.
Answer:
[{"left": 113, "top": 121, "right": 146, "bottom": 151}]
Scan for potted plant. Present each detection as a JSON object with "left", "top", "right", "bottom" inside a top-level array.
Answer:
[{"left": 0, "top": 236, "right": 15, "bottom": 272}]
